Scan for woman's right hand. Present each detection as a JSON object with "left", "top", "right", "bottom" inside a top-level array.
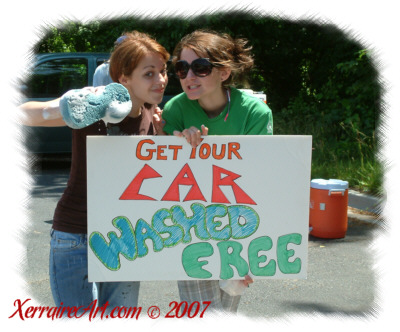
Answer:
[{"left": 173, "top": 125, "right": 208, "bottom": 148}]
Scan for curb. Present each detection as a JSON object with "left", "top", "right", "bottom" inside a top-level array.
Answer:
[
  {"left": 347, "top": 208, "right": 382, "bottom": 225},
  {"left": 348, "top": 189, "right": 383, "bottom": 214},
  {"left": 347, "top": 189, "right": 384, "bottom": 225}
]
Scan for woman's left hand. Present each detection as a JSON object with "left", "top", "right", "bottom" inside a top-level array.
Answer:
[{"left": 173, "top": 125, "right": 208, "bottom": 148}]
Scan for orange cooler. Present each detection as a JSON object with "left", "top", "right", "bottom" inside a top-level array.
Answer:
[{"left": 309, "top": 179, "right": 349, "bottom": 238}]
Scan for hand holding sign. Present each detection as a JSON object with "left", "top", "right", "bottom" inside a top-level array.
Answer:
[{"left": 173, "top": 125, "right": 209, "bottom": 148}]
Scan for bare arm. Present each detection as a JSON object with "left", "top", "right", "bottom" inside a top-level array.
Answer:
[{"left": 19, "top": 98, "right": 66, "bottom": 127}]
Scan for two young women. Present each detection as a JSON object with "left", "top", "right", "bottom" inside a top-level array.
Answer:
[{"left": 21, "top": 29, "right": 273, "bottom": 313}]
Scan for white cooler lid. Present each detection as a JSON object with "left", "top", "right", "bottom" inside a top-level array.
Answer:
[{"left": 311, "top": 179, "right": 349, "bottom": 190}]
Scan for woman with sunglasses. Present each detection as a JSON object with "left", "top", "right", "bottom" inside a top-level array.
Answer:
[
  {"left": 20, "top": 31, "right": 168, "bottom": 312},
  {"left": 161, "top": 30, "right": 273, "bottom": 313}
]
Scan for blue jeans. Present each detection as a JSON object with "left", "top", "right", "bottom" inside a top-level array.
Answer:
[{"left": 49, "top": 229, "right": 140, "bottom": 309}]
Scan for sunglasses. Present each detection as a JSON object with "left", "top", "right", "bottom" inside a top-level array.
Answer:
[{"left": 174, "top": 58, "right": 215, "bottom": 79}]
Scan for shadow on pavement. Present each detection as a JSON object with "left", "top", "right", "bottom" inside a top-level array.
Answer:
[{"left": 281, "top": 301, "right": 377, "bottom": 318}]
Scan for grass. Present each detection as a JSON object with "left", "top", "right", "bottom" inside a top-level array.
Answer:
[
  {"left": 311, "top": 156, "right": 383, "bottom": 196},
  {"left": 274, "top": 108, "right": 382, "bottom": 196}
]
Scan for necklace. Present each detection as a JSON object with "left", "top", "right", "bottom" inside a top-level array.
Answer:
[{"left": 224, "top": 88, "right": 231, "bottom": 122}]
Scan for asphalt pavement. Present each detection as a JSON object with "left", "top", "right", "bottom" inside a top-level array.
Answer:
[{"left": 21, "top": 158, "right": 383, "bottom": 319}]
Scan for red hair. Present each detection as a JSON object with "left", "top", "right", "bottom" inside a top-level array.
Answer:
[{"left": 109, "top": 31, "right": 170, "bottom": 82}]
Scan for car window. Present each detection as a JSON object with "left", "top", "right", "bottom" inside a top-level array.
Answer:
[{"left": 24, "top": 58, "right": 88, "bottom": 98}]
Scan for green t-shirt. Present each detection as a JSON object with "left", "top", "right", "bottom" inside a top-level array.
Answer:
[{"left": 162, "top": 87, "right": 273, "bottom": 136}]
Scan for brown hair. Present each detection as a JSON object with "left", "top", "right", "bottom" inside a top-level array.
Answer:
[
  {"left": 109, "top": 31, "right": 170, "bottom": 82},
  {"left": 172, "top": 30, "right": 254, "bottom": 87}
]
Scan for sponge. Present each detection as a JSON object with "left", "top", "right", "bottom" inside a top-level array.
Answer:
[{"left": 60, "top": 83, "right": 132, "bottom": 129}]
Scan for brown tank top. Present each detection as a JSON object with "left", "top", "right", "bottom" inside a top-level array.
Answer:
[{"left": 52, "top": 106, "right": 155, "bottom": 233}]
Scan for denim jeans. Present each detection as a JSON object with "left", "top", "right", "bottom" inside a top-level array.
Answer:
[{"left": 49, "top": 229, "right": 140, "bottom": 309}]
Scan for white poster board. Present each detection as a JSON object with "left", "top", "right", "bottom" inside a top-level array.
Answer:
[{"left": 87, "top": 135, "right": 312, "bottom": 282}]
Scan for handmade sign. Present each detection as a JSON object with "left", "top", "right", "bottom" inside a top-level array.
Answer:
[{"left": 87, "top": 135, "right": 312, "bottom": 282}]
